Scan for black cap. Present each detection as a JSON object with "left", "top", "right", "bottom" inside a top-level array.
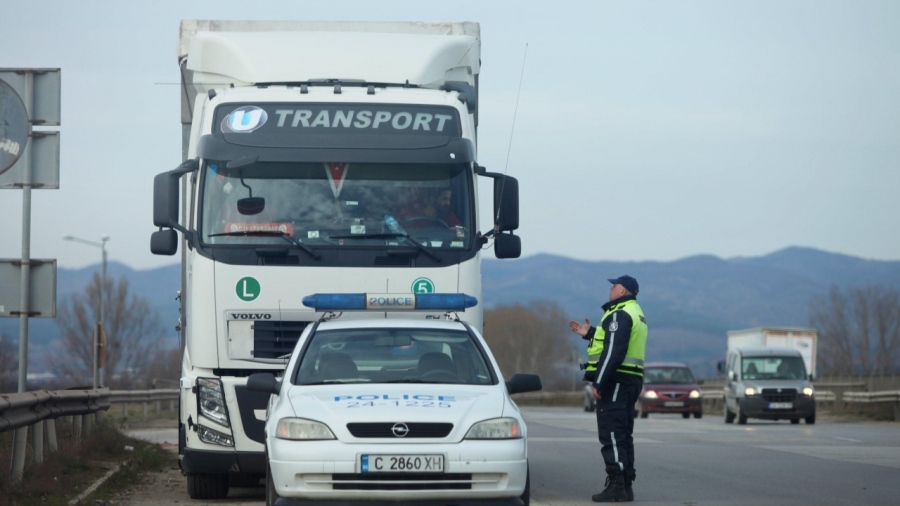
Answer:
[{"left": 608, "top": 275, "right": 639, "bottom": 295}]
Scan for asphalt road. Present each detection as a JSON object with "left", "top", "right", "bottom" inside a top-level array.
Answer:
[{"left": 124, "top": 407, "right": 900, "bottom": 505}]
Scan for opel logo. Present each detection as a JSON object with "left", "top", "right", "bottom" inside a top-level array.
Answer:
[{"left": 391, "top": 423, "right": 410, "bottom": 438}]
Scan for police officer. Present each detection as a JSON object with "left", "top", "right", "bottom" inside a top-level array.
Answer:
[{"left": 569, "top": 275, "right": 647, "bottom": 502}]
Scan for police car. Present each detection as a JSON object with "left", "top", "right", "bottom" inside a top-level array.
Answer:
[{"left": 248, "top": 293, "right": 542, "bottom": 506}]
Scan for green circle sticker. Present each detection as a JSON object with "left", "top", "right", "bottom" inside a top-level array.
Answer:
[
  {"left": 236, "top": 277, "right": 260, "bottom": 301},
  {"left": 411, "top": 277, "right": 435, "bottom": 294}
]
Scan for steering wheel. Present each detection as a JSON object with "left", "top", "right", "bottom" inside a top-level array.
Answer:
[
  {"left": 401, "top": 216, "right": 450, "bottom": 229},
  {"left": 418, "top": 369, "right": 463, "bottom": 383}
]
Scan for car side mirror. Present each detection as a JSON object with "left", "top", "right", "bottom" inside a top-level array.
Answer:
[
  {"left": 728, "top": 370, "right": 735, "bottom": 381},
  {"left": 247, "top": 373, "right": 281, "bottom": 395},
  {"left": 506, "top": 373, "right": 542, "bottom": 395},
  {"left": 696, "top": 379, "right": 705, "bottom": 385}
]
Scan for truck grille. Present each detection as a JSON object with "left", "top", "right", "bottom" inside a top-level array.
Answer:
[
  {"left": 331, "top": 473, "right": 472, "bottom": 490},
  {"left": 253, "top": 321, "right": 309, "bottom": 359},
  {"left": 347, "top": 422, "right": 453, "bottom": 438},
  {"left": 761, "top": 388, "right": 797, "bottom": 403}
]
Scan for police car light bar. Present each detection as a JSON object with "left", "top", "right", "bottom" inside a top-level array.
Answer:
[{"left": 302, "top": 293, "right": 478, "bottom": 312}]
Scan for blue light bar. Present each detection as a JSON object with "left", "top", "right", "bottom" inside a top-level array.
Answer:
[{"left": 302, "top": 293, "right": 478, "bottom": 312}]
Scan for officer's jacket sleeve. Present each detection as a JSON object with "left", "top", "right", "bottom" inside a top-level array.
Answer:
[
  {"left": 584, "top": 326, "right": 596, "bottom": 341},
  {"left": 593, "top": 309, "right": 634, "bottom": 391}
]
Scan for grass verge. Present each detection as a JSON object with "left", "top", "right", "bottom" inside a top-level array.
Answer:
[{"left": 0, "top": 416, "right": 171, "bottom": 506}]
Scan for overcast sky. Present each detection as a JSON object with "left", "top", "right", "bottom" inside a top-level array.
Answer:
[{"left": 2, "top": 0, "right": 898, "bottom": 270}]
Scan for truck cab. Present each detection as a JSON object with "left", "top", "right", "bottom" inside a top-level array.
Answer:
[{"left": 721, "top": 347, "right": 816, "bottom": 425}]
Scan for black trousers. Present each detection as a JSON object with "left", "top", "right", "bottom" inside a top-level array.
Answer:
[{"left": 594, "top": 380, "right": 640, "bottom": 480}]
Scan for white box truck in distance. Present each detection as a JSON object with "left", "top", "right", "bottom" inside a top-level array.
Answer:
[
  {"left": 718, "top": 327, "right": 818, "bottom": 425},
  {"left": 150, "top": 20, "right": 522, "bottom": 500},
  {"left": 727, "top": 327, "right": 817, "bottom": 377}
]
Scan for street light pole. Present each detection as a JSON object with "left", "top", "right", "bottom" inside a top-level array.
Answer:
[{"left": 62, "top": 234, "right": 109, "bottom": 387}]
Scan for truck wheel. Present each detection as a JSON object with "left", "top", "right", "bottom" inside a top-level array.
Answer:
[
  {"left": 187, "top": 473, "right": 229, "bottom": 499},
  {"left": 724, "top": 405, "right": 735, "bottom": 424},
  {"left": 805, "top": 413, "right": 816, "bottom": 424}
]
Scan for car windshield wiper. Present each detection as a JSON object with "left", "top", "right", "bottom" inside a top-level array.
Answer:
[
  {"left": 329, "top": 232, "right": 441, "bottom": 262},
  {"left": 208, "top": 230, "right": 320, "bottom": 260}
]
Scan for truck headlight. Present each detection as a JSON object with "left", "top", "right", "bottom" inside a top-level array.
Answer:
[
  {"left": 197, "top": 424, "right": 234, "bottom": 447},
  {"left": 643, "top": 390, "right": 658, "bottom": 399},
  {"left": 802, "top": 387, "right": 814, "bottom": 396},
  {"left": 197, "top": 378, "right": 229, "bottom": 427},
  {"left": 744, "top": 387, "right": 758, "bottom": 396},
  {"left": 688, "top": 389, "right": 701, "bottom": 399},
  {"left": 276, "top": 418, "right": 336, "bottom": 440},
  {"left": 465, "top": 417, "right": 522, "bottom": 440}
]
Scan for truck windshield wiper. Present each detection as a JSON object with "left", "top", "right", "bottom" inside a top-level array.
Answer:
[
  {"left": 329, "top": 232, "right": 441, "bottom": 262},
  {"left": 208, "top": 230, "right": 320, "bottom": 260}
]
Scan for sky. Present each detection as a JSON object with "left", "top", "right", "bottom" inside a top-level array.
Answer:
[{"left": 1, "top": 0, "right": 898, "bottom": 271}]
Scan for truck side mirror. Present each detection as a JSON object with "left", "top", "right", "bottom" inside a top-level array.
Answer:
[
  {"left": 493, "top": 175, "right": 519, "bottom": 232},
  {"left": 151, "top": 229, "right": 179, "bottom": 256},
  {"left": 153, "top": 159, "right": 197, "bottom": 232},
  {"left": 493, "top": 232, "right": 521, "bottom": 259}
]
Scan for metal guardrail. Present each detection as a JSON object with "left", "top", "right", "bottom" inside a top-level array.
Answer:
[{"left": 0, "top": 387, "right": 110, "bottom": 433}]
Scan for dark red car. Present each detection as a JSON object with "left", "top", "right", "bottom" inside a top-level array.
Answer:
[{"left": 636, "top": 362, "right": 703, "bottom": 419}]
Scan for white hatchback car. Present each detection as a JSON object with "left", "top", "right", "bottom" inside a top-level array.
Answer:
[{"left": 248, "top": 293, "right": 542, "bottom": 506}]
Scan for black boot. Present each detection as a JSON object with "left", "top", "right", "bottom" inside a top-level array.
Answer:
[
  {"left": 624, "top": 476, "right": 634, "bottom": 502},
  {"left": 592, "top": 473, "right": 627, "bottom": 502}
]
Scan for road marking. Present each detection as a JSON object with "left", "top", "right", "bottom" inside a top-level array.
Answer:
[
  {"left": 759, "top": 445, "right": 900, "bottom": 469},
  {"left": 834, "top": 437, "right": 862, "bottom": 443},
  {"left": 528, "top": 437, "right": 661, "bottom": 444}
]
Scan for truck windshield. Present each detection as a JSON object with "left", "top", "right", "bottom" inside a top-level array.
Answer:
[
  {"left": 199, "top": 161, "right": 473, "bottom": 250},
  {"left": 742, "top": 356, "right": 807, "bottom": 380}
]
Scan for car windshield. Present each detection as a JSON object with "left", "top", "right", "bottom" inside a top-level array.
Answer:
[
  {"left": 199, "top": 160, "right": 473, "bottom": 250},
  {"left": 742, "top": 356, "right": 806, "bottom": 380},
  {"left": 292, "top": 327, "right": 495, "bottom": 386},
  {"left": 644, "top": 367, "right": 696, "bottom": 384}
]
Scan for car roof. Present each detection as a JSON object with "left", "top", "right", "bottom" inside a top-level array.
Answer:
[
  {"left": 313, "top": 317, "right": 471, "bottom": 332},
  {"left": 645, "top": 362, "right": 691, "bottom": 369}
]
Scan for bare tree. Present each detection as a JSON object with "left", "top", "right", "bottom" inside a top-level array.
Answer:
[
  {"left": 810, "top": 285, "right": 900, "bottom": 375},
  {"left": 52, "top": 273, "right": 167, "bottom": 388},
  {"left": 483, "top": 301, "right": 574, "bottom": 389}
]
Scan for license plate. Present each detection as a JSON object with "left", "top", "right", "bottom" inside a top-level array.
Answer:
[
  {"left": 769, "top": 402, "right": 793, "bottom": 409},
  {"left": 361, "top": 454, "right": 444, "bottom": 473},
  {"left": 664, "top": 401, "right": 684, "bottom": 407}
]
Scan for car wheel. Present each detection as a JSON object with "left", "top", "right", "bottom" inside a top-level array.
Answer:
[
  {"left": 520, "top": 462, "right": 530, "bottom": 506},
  {"left": 790, "top": 418, "right": 800, "bottom": 424},
  {"left": 694, "top": 411, "right": 702, "bottom": 419},
  {"left": 805, "top": 413, "right": 816, "bottom": 425},
  {"left": 640, "top": 411, "right": 648, "bottom": 419},
  {"left": 187, "top": 473, "right": 229, "bottom": 500},
  {"left": 724, "top": 405, "right": 735, "bottom": 424},
  {"left": 682, "top": 412, "right": 690, "bottom": 419},
  {"left": 266, "top": 462, "right": 279, "bottom": 506},
  {"left": 737, "top": 402, "right": 748, "bottom": 425}
]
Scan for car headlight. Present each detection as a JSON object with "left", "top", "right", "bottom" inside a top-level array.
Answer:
[
  {"left": 802, "top": 387, "right": 814, "bottom": 396},
  {"left": 464, "top": 417, "right": 522, "bottom": 440},
  {"left": 688, "top": 389, "right": 701, "bottom": 399},
  {"left": 643, "top": 390, "right": 658, "bottom": 399},
  {"left": 276, "top": 418, "right": 336, "bottom": 440},
  {"left": 197, "top": 378, "right": 229, "bottom": 427},
  {"left": 744, "top": 387, "right": 758, "bottom": 396}
]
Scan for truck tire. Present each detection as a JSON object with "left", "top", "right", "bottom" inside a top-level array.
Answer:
[
  {"left": 724, "top": 405, "right": 735, "bottom": 424},
  {"left": 187, "top": 473, "right": 229, "bottom": 499}
]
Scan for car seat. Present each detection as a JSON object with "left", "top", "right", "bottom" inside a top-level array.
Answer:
[{"left": 318, "top": 352, "right": 358, "bottom": 380}]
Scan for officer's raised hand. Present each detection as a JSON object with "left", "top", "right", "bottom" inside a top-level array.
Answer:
[{"left": 568, "top": 318, "right": 591, "bottom": 337}]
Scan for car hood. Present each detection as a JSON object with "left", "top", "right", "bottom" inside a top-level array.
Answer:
[
  {"left": 643, "top": 383, "right": 700, "bottom": 392},
  {"left": 285, "top": 383, "right": 512, "bottom": 440},
  {"left": 741, "top": 379, "right": 812, "bottom": 390}
]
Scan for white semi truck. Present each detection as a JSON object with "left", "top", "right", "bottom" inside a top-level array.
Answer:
[{"left": 150, "top": 20, "right": 521, "bottom": 499}]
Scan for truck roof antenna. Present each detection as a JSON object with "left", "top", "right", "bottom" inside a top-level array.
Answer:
[{"left": 495, "top": 43, "right": 529, "bottom": 226}]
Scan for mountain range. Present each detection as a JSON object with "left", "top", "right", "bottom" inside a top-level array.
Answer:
[{"left": 3, "top": 247, "right": 898, "bottom": 378}]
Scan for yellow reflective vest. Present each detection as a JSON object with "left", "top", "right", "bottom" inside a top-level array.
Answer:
[{"left": 584, "top": 297, "right": 647, "bottom": 379}]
